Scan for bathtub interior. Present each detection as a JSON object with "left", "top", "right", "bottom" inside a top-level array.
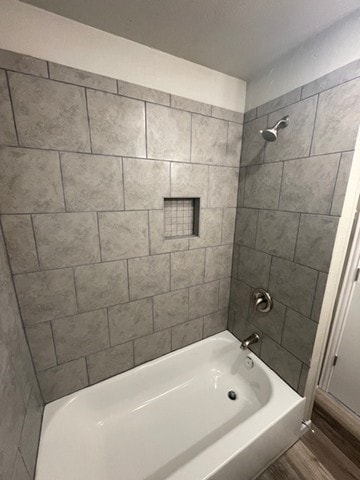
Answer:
[{"left": 36, "top": 332, "right": 304, "bottom": 480}]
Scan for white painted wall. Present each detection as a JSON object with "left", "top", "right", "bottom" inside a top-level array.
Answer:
[
  {"left": 0, "top": 0, "right": 246, "bottom": 112},
  {"left": 246, "top": 10, "right": 360, "bottom": 111}
]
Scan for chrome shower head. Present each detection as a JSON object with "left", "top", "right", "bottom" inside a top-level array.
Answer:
[{"left": 260, "top": 115, "right": 290, "bottom": 142}]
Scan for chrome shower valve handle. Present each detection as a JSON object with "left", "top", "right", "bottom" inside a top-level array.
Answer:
[{"left": 253, "top": 288, "right": 273, "bottom": 313}]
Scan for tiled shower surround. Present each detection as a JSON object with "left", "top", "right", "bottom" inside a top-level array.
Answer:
[
  {"left": 0, "top": 229, "right": 43, "bottom": 480},
  {"left": 0, "top": 48, "right": 243, "bottom": 402},
  {"left": 229, "top": 58, "right": 360, "bottom": 394}
]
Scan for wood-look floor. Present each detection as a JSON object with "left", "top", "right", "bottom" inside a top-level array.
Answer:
[{"left": 257, "top": 389, "right": 360, "bottom": 480}]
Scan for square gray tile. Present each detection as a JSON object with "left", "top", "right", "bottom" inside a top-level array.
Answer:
[
  {"left": 0, "top": 49, "right": 48, "bottom": 77},
  {"left": 225, "top": 122, "right": 243, "bottom": 167},
  {"left": 189, "top": 281, "right": 219, "bottom": 319},
  {"left": 171, "top": 249, "right": 205, "bottom": 289},
  {"left": 147, "top": 103, "right": 191, "bottom": 162},
  {"left": 282, "top": 309, "right": 318, "bottom": 365},
  {"left": 237, "top": 246, "right": 271, "bottom": 288},
  {"left": 171, "top": 317, "right": 203, "bottom": 350},
  {"left": 171, "top": 162, "right": 208, "bottom": 205},
  {"left": 191, "top": 114, "right": 227, "bottom": 165},
  {"left": 265, "top": 96, "right": 317, "bottom": 162},
  {"left": 109, "top": 298, "right": 153, "bottom": 345},
  {"left": 257, "top": 88, "right": 301, "bottom": 117},
  {"left": 123, "top": 158, "right": 170, "bottom": 210},
  {"left": 211, "top": 106, "right": 243, "bottom": 123},
  {"left": 279, "top": 154, "right": 340, "bottom": 214},
  {"left": 1, "top": 215, "right": 39, "bottom": 274},
  {"left": 237, "top": 167, "right": 246, "bottom": 207},
  {"left": 74, "top": 260, "right": 129, "bottom": 312},
  {"left": 203, "top": 309, "right": 228, "bottom": 338},
  {"left": 243, "top": 108, "right": 257, "bottom": 123},
  {"left": 9, "top": 72, "right": 90, "bottom": 151},
  {"left": 311, "top": 272, "right": 328, "bottom": 322},
  {"left": 0, "top": 348, "right": 26, "bottom": 480},
  {"left": 301, "top": 59, "right": 360, "bottom": 98},
  {"left": 171, "top": 95, "right": 211, "bottom": 115},
  {"left": 331, "top": 152, "right": 353, "bottom": 216},
  {"left": 256, "top": 210, "right": 300, "bottom": 260},
  {"left": 118, "top": 80, "right": 170, "bottom": 105},
  {"left": 25, "top": 323, "right": 56, "bottom": 371},
  {"left": 134, "top": 330, "right": 171, "bottom": 366},
  {"left": 221, "top": 208, "right": 236, "bottom": 244},
  {"left": 61, "top": 153, "right": 123, "bottom": 211},
  {"left": 189, "top": 208, "right": 222, "bottom": 249},
  {"left": 249, "top": 299, "right": 286, "bottom": 343},
  {"left": 154, "top": 289, "right": 189, "bottom": 330},
  {"left": 87, "top": 342, "right": 134, "bottom": 384},
  {"left": 99, "top": 211, "right": 149, "bottom": 261},
  {"left": 269, "top": 257, "right": 318, "bottom": 316},
  {"left": 244, "top": 162, "right": 283, "bottom": 210},
  {"left": 33, "top": 213, "right": 100, "bottom": 269},
  {"left": 128, "top": 254, "right": 170, "bottom": 300},
  {"left": 14, "top": 268, "right": 77, "bottom": 325},
  {"left": 240, "top": 117, "right": 267, "bottom": 166},
  {"left": 52, "top": 309, "right": 109, "bottom": 363},
  {"left": 208, "top": 166, "right": 239, "bottom": 208},
  {"left": 11, "top": 452, "right": 30, "bottom": 480},
  {"left": 235, "top": 208, "right": 258, "bottom": 247},
  {"left": 295, "top": 215, "right": 339, "bottom": 272},
  {"left": 205, "top": 244, "right": 233, "bottom": 282},
  {"left": 87, "top": 89, "right": 146, "bottom": 156},
  {"left": 219, "top": 277, "right": 231, "bottom": 309},
  {"left": 311, "top": 77, "right": 360, "bottom": 155},
  {"left": 149, "top": 210, "right": 189, "bottom": 254},
  {"left": 37, "top": 358, "right": 88, "bottom": 402},
  {"left": 230, "top": 278, "right": 251, "bottom": 318},
  {"left": 261, "top": 336, "right": 302, "bottom": 389},
  {"left": 0, "top": 69, "right": 17, "bottom": 145},
  {"left": 0, "top": 147, "right": 65, "bottom": 214},
  {"left": 49, "top": 62, "right": 117, "bottom": 92},
  {"left": 18, "top": 388, "right": 42, "bottom": 477}
]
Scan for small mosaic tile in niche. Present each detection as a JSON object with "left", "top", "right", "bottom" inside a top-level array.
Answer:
[{"left": 164, "top": 198, "right": 200, "bottom": 238}]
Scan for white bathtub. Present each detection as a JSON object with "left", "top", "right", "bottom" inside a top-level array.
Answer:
[{"left": 36, "top": 331, "right": 305, "bottom": 480}]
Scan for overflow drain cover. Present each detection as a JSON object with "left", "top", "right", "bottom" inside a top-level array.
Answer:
[{"left": 228, "top": 390, "right": 237, "bottom": 400}]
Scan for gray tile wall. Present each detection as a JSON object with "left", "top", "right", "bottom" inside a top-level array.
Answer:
[
  {"left": 0, "top": 49, "right": 243, "bottom": 402},
  {"left": 0, "top": 227, "right": 43, "bottom": 480},
  {"left": 231, "top": 58, "right": 360, "bottom": 393}
]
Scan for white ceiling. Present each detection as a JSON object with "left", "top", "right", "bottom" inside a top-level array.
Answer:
[{"left": 21, "top": 0, "right": 360, "bottom": 80}]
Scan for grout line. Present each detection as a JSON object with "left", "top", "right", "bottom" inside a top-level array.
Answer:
[
  {"left": 49, "top": 320, "right": 59, "bottom": 366},
  {"left": 71, "top": 267, "right": 80, "bottom": 313},
  {"left": 329, "top": 153, "right": 342, "bottom": 215},
  {"left": 0, "top": 219, "right": 46, "bottom": 403},
  {"left": 96, "top": 212, "right": 103, "bottom": 262},
  {"left": 308, "top": 93, "right": 320, "bottom": 155},
  {"left": 5, "top": 70, "right": 20, "bottom": 146},
  {"left": 189, "top": 113, "right": 193, "bottom": 162},
  {"left": 105, "top": 307, "right": 111, "bottom": 347},
  {"left": 0, "top": 140, "right": 350, "bottom": 167},
  {"left": 30, "top": 214, "right": 41, "bottom": 270},
  {"left": 125, "top": 259, "right": 131, "bottom": 302},
  {"left": 57, "top": 152, "right": 68, "bottom": 212},
  {"left": 144, "top": 101, "right": 148, "bottom": 158},
  {"left": 309, "top": 271, "right": 321, "bottom": 320},
  {"left": 277, "top": 161, "right": 285, "bottom": 209},
  {"left": 84, "top": 88, "right": 94, "bottom": 154},
  {"left": 292, "top": 213, "right": 302, "bottom": 262}
]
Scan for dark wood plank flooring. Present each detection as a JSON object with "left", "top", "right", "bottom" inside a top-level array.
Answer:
[{"left": 257, "top": 389, "right": 360, "bottom": 480}]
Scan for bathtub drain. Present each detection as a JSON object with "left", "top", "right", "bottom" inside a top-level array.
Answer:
[{"left": 228, "top": 390, "right": 237, "bottom": 400}]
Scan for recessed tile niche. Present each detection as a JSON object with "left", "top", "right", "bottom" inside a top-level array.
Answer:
[{"left": 164, "top": 198, "right": 200, "bottom": 238}]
